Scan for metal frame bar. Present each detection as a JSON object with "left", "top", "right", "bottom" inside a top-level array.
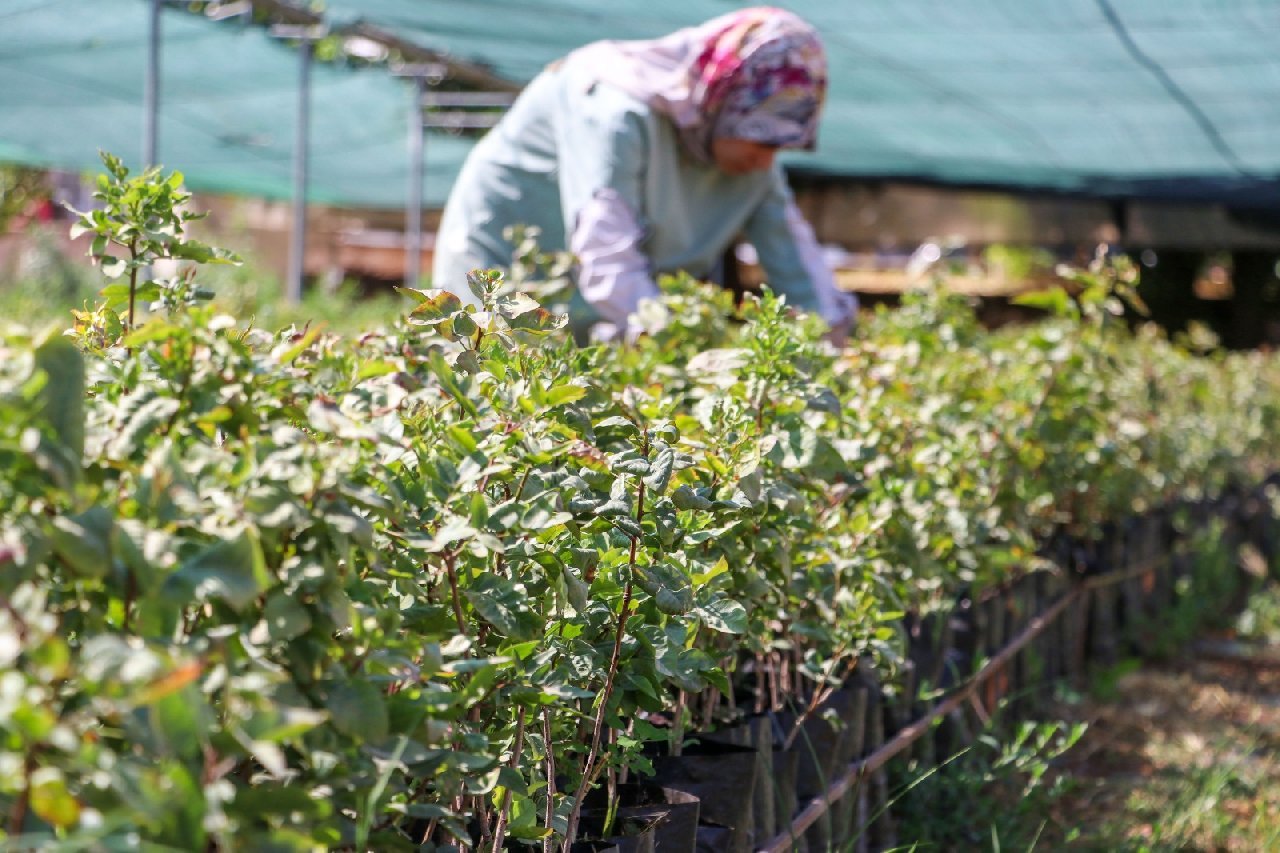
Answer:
[
  {"left": 144, "top": 0, "right": 161, "bottom": 168},
  {"left": 423, "top": 112, "right": 507, "bottom": 130},
  {"left": 200, "top": 0, "right": 523, "bottom": 296},
  {"left": 269, "top": 22, "right": 327, "bottom": 303},
  {"left": 422, "top": 92, "right": 517, "bottom": 108},
  {"left": 393, "top": 57, "right": 511, "bottom": 288}
]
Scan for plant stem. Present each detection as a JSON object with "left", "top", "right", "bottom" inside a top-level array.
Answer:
[
  {"left": 8, "top": 753, "right": 33, "bottom": 836},
  {"left": 769, "top": 651, "right": 781, "bottom": 711},
  {"left": 542, "top": 709, "right": 556, "bottom": 853},
  {"left": 755, "top": 652, "right": 767, "bottom": 714},
  {"left": 444, "top": 550, "right": 467, "bottom": 635},
  {"left": 121, "top": 566, "right": 137, "bottom": 633},
  {"left": 562, "top": 477, "right": 645, "bottom": 850},
  {"left": 782, "top": 649, "right": 852, "bottom": 751},
  {"left": 670, "top": 690, "right": 687, "bottom": 757},
  {"left": 513, "top": 466, "right": 533, "bottom": 502},
  {"left": 702, "top": 686, "right": 719, "bottom": 731},
  {"left": 161, "top": 349, "right": 195, "bottom": 436},
  {"left": 491, "top": 706, "right": 527, "bottom": 853},
  {"left": 127, "top": 237, "right": 139, "bottom": 332},
  {"left": 476, "top": 794, "right": 493, "bottom": 852},
  {"left": 603, "top": 743, "right": 618, "bottom": 837}
]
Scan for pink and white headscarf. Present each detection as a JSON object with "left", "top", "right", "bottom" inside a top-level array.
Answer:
[{"left": 569, "top": 7, "right": 828, "bottom": 164}]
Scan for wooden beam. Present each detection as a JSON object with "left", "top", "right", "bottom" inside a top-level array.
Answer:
[{"left": 342, "top": 21, "right": 521, "bottom": 93}]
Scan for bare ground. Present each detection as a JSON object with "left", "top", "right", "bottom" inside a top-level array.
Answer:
[{"left": 1037, "top": 637, "right": 1280, "bottom": 851}]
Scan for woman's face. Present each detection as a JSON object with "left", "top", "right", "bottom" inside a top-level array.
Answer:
[{"left": 711, "top": 138, "right": 779, "bottom": 175}]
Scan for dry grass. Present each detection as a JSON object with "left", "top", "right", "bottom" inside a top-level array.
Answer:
[{"left": 1036, "top": 604, "right": 1280, "bottom": 851}]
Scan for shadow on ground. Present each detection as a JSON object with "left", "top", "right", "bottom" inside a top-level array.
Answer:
[{"left": 1041, "top": 614, "right": 1280, "bottom": 850}]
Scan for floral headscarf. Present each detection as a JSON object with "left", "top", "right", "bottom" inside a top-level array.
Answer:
[{"left": 569, "top": 7, "right": 827, "bottom": 164}]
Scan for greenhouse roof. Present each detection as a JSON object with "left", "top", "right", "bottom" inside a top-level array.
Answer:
[
  {"left": 0, "top": 0, "right": 475, "bottom": 207},
  {"left": 3, "top": 0, "right": 1279, "bottom": 209}
]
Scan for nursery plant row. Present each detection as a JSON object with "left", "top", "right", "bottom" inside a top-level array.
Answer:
[
  {"left": 759, "top": 486, "right": 1273, "bottom": 851},
  {"left": 2, "top": 157, "right": 1279, "bottom": 850}
]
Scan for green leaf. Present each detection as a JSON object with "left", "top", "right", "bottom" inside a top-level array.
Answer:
[
  {"left": 425, "top": 351, "right": 479, "bottom": 417},
  {"left": 671, "top": 485, "right": 713, "bottom": 511},
  {"left": 464, "top": 573, "right": 538, "bottom": 640},
  {"left": 29, "top": 769, "right": 80, "bottom": 829},
  {"left": 505, "top": 794, "right": 549, "bottom": 840},
  {"left": 108, "top": 395, "right": 179, "bottom": 459},
  {"left": 656, "top": 646, "right": 717, "bottom": 692},
  {"left": 122, "top": 319, "right": 181, "bottom": 346},
  {"left": 612, "top": 515, "right": 643, "bottom": 539},
  {"left": 542, "top": 383, "right": 587, "bottom": 409},
  {"left": 406, "top": 289, "right": 465, "bottom": 324},
  {"left": 402, "top": 803, "right": 456, "bottom": 821},
  {"left": 635, "top": 563, "right": 693, "bottom": 615},
  {"left": 100, "top": 256, "right": 129, "bottom": 278},
  {"left": 164, "top": 528, "right": 271, "bottom": 612},
  {"left": 1012, "top": 287, "right": 1074, "bottom": 317},
  {"left": 703, "top": 665, "right": 731, "bottom": 696},
  {"left": 487, "top": 500, "right": 521, "bottom": 532},
  {"left": 506, "top": 305, "right": 567, "bottom": 335},
  {"left": 98, "top": 282, "right": 134, "bottom": 309},
  {"left": 49, "top": 507, "right": 113, "bottom": 579},
  {"left": 393, "top": 285, "right": 438, "bottom": 305},
  {"left": 696, "top": 598, "right": 748, "bottom": 634},
  {"left": 244, "top": 486, "right": 306, "bottom": 530},
  {"left": 594, "top": 416, "right": 641, "bottom": 439},
  {"left": 563, "top": 566, "right": 590, "bottom": 612},
  {"left": 326, "top": 681, "right": 389, "bottom": 741},
  {"left": 261, "top": 593, "right": 312, "bottom": 642},
  {"left": 251, "top": 705, "right": 329, "bottom": 743},
  {"left": 324, "top": 507, "right": 375, "bottom": 548},
  {"left": 276, "top": 324, "right": 324, "bottom": 364},
  {"left": 133, "top": 280, "right": 162, "bottom": 303},
  {"left": 450, "top": 310, "right": 478, "bottom": 338},
  {"left": 643, "top": 445, "right": 675, "bottom": 495},
  {"left": 151, "top": 686, "right": 205, "bottom": 761},
  {"left": 594, "top": 496, "right": 632, "bottom": 519},
  {"left": 33, "top": 334, "right": 85, "bottom": 468},
  {"left": 169, "top": 238, "right": 239, "bottom": 265},
  {"left": 612, "top": 454, "right": 651, "bottom": 477},
  {"left": 685, "top": 347, "right": 750, "bottom": 376},
  {"left": 494, "top": 292, "right": 542, "bottom": 319},
  {"left": 568, "top": 545, "right": 600, "bottom": 572},
  {"left": 355, "top": 359, "right": 398, "bottom": 381}
]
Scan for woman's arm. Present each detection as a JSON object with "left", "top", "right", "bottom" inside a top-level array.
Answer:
[
  {"left": 569, "top": 190, "right": 658, "bottom": 335},
  {"left": 555, "top": 85, "right": 661, "bottom": 335},
  {"left": 741, "top": 168, "right": 858, "bottom": 332}
]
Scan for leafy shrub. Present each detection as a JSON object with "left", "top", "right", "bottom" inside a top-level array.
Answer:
[{"left": 2, "top": 156, "right": 1280, "bottom": 849}]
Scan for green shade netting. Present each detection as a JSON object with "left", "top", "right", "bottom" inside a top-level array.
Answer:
[
  {"left": 0, "top": 0, "right": 474, "bottom": 207},
  {"left": 2, "top": 0, "right": 1278, "bottom": 209},
  {"left": 320, "top": 0, "right": 1280, "bottom": 206}
]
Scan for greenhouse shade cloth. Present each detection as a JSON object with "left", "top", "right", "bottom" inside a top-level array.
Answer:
[
  {"left": 0, "top": 0, "right": 475, "bottom": 208},
  {"left": 318, "top": 0, "right": 1280, "bottom": 208},
  {"left": 2, "top": 0, "right": 1279, "bottom": 210}
]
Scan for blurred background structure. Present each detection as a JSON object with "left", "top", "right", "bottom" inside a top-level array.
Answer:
[{"left": 2, "top": 0, "right": 1279, "bottom": 345}]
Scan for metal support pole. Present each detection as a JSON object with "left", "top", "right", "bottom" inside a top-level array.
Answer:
[
  {"left": 286, "top": 37, "right": 313, "bottom": 304},
  {"left": 269, "top": 21, "right": 325, "bottom": 304},
  {"left": 406, "top": 76, "right": 426, "bottom": 289},
  {"left": 397, "top": 69, "right": 515, "bottom": 290},
  {"left": 395, "top": 63, "right": 446, "bottom": 290},
  {"left": 143, "top": 0, "right": 161, "bottom": 167}
]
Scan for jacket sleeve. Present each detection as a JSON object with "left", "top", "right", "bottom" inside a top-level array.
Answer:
[
  {"left": 741, "top": 167, "right": 858, "bottom": 327},
  {"left": 554, "top": 85, "right": 661, "bottom": 331}
]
